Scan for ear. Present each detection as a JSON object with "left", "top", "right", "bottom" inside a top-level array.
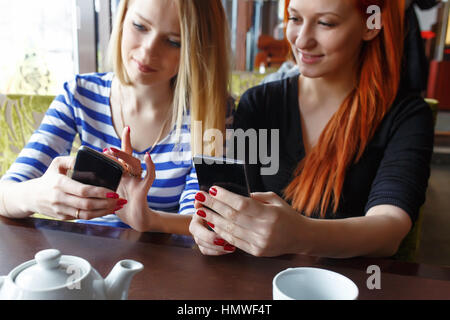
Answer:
[{"left": 362, "top": 26, "right": 383, "bottom": 41}]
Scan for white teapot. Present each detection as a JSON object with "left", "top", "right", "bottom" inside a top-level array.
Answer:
[{"left": 0, "top": 249, "right": 143, "bottom": 300}]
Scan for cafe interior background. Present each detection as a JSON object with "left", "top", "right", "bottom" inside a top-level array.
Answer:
[{"left": 0, "top": 0, "right": 449, "bottom": 266}]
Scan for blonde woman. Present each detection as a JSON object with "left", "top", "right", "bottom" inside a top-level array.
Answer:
[{"left": 0, "top": 0, "right": 231, "bottom": 235}]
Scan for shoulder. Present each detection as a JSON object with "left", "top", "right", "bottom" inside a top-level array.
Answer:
[
  {"left": 383, "top": 89, "right": 434, "bottom": 134},
  {"left": 238, "top": 76, "right": 297, "bottom": 111},
  {"left": 73, "top": 72, "right": 114, "bottom": 90}
]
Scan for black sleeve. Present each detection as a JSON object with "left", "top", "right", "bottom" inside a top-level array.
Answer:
[{"left": 364, "top": 97, "right": 434, "bottom": 224}]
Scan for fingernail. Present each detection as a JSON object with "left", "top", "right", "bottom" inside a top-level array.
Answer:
[
  {"left": 110, "top": 147, "right": 120, "bottom": 153},
  {"left": 106, "top": 192, "right": 119, "bottom": 199},
  {"left": 214, "top": 238, "right": 225, "bottom": 246},
  {"left": 207, "top": 222, "right": 215, "bottom": 229},
  {"left": 127, "top": 126, "right": 130, "bottom": 133},
  {"left": 209, "top": 187, "right": 217, "bottom": 196},
  {"left": 114, "top": 205, "right": 123, "bottom": 212},
  {"left": 103, "top": 148, "right": 108, "bottom": 153},
  {"left": 195, "top": 193, "right": 206, "bottom": 202},
  {"left": 224, "top": 244, "right": 235, "bottom": 252},
  {"left": 117, "top": 199, "right": 128, "bottom": 206},
  {"left": 196, "top": 210, "right": 206, "bottom": 218}
]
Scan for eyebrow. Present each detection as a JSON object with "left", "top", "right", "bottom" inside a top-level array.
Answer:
[
  {"left": 287, "top": 7, "right": 342, "bottom": 18},
  {"left": 135, "top": 13, "right": 181, "bottom": 37}
]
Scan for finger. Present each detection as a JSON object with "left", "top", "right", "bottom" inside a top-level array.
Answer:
[
  {"left": 196, "top": 206, "right": 257, "bottom": 248},
  {"left": 195, "top": 190, "right": 252, "bottom": 225},
  {"left": 209, "top": 186, "right": 262, "bottom": 218},
  {"left": 50, "top": 156, "right": 76, "bottom": 175},
  {"left": 143, "top": 152, "right": 155, "bottom": 189},
  {"left": 61, "top": 174, "right": 118, "bottom": 198},
  {"left": 109, "top": 147, "right": 142, "bottom": 176},
  {"left": 189, "top": 216, "right": 234, "bottom": 254},
  {"left": 121, "top": 126, "right": 133, "bottom": 154}
]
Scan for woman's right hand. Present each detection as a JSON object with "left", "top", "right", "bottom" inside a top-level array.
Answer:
[{"left": 28, "top": 156, "right": 126, "bottom": 220}]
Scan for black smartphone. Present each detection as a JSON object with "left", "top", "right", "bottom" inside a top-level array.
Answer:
[
  {"left": 70, "top": 146, "right": 123, "bottom": 191},
  {"left": 193, "top": 155, "right": 251, "bottom": 197}
]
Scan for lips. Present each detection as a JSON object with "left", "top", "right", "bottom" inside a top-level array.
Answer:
[
  {"left": 133, "top": 59, "right": 157, "bottom": 73},
  {"left": 298, "top": 51, "right": 324, "bottom": 64}
]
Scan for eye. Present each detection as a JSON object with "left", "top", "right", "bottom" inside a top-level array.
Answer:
[
  {"left": 132, "top": 22, "right": 146, "bottom": 32},
  {"left": 288, "top": 16, "right": 302, "bottom": 23},
  {"left": 318, "top": 21, "right": 336, "bottom": 28},
  {"left": 167, "top": 39, "right": 181, "bottom": 48}
]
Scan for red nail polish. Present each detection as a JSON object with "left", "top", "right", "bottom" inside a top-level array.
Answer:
[
  {"left": 103, "top": 148, "right": 108, "bottom": 153},
  {"left": 207, "top": 222, "right": 215, "bottom": 229},
  {"left": 110, "top": 147, "right": 120, "bottom": 153},
  {"left": 106, "top": 192, "right": 119, "bottom": 199},
  {"left": 224, "top": 244, "right": 235, "bottom": 252},
  {"left": 114, "top": 205, "right": 123, "bottom": 212},
  {"left": 209, "top": 187, "right": 217, "bottom": 196},
  {"left": 214, "top": 238, "right": 225, "bottom": 246},
  {"left": 196, "top": 210, "right": 206, "bottom": 218},
  {"left": 195, "top": 193, "right": 206, "bottom": 202},
  {"left": 127, "top": 126, "right": 130, "bottom": 133},
  {"left": 117, "top": 199, "right": 128, "bottom": 206}
]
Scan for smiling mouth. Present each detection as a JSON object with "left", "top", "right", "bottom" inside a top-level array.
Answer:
[{"left": 298, "top": 51, "right": 324, "bottom": 64}]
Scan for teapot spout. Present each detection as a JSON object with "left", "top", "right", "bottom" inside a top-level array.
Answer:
[{"left": 105, "top": 260, "right": 143, "bottom": 300}]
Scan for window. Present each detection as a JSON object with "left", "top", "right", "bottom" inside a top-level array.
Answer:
[{"left": 0, "top": 0, "right": 76, "bottom": 95}]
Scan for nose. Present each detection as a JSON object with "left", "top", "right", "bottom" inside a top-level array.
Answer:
[
  {"left": 141, "top": 33, "right": 161, "bottom": 58},
  {"left": 294, "top": 23, "right": 316, "bottom": 50}
]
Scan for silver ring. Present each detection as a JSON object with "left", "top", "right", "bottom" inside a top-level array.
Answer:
[{"left": 75, "top": 208, "right": 81, "bottom": 219}]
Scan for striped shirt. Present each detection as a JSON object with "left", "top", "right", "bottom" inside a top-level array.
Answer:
[{"left": 1, "top": 72, "right": 199, "bottom": 228}]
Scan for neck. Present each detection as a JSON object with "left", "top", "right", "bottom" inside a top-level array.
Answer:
[
  {"left": 118, "top": 79, "right": 174, "bottom": 115},
  {"left": 300, "top": 67, "right": 357, "bottom": 107}
]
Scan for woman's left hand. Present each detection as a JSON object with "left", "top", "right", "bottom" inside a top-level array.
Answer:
[
  {"left": 194, "top": 186, "right": 305, "bottom": 257},
  {"left": 103, "top": 127, "right": 156, "bottom": 231}
]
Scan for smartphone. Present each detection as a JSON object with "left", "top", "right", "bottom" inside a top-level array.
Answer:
[
  {"left": 193, "top": 155, "right": 251, "bottom": 197},
  {"left": 70, "top": 146, "right": 123, "bottom": 191}
]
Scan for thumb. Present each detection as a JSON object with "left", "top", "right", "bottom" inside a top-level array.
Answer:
[
  {"left": 250, "top": 192, "right": 282, "bottom": 205},
  {"left": 51, "top": 156, "right": 76, "bottom": 175}
]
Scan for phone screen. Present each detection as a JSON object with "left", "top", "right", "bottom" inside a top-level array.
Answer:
[
  {"left": 193, "top": 156, "right": 250, "bottom": 197},
  {"left": 71, "top": 146, "right": 123, "bottom": 191}
]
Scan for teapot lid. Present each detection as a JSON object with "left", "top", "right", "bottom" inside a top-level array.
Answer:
[{"left": 14, "top": 249, "right": 86, "bottom": 291}]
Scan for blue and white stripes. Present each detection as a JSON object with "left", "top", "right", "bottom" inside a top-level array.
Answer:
[{"left": 1, "top": 72, "right": 199, "bottom": 227}]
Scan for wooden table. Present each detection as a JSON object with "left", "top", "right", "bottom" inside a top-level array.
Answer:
[{"left": 1, "top": 216, "right": 450, "bottom": 301}]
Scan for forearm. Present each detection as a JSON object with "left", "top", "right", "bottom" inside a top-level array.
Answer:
[
  {"left": 0, "top": 181, "right": 36, "bottom": 219},
  {"left": 296, "top": 214, "right": 405, "bottom": 258},
  {"left": 145, "top": 208, "right": 193, "bottom": 235}
]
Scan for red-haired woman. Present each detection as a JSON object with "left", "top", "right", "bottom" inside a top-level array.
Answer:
[{"left": 189, "top": 0, "right": 434, "bottom": 258}]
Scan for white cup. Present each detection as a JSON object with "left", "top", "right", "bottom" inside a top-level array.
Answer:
[{"left": 272, "top": 267, "right": 359, "bottom": 300}]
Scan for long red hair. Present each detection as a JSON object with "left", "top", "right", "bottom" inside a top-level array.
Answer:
[{"left": 284, "top": 0, "right": 405, "bottom": 218}]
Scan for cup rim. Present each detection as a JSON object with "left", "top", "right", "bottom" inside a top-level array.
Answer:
[{"left": 272, "top": 267, "right": 359, "bottom": 300}]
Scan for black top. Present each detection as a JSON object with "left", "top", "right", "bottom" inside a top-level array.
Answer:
[{"left": 232, "top": 76, "right": 434, "bottom": 223}]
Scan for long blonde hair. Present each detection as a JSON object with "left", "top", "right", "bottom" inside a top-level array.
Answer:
[{"left": 107, "top": 0, "right": 230, "bottom": 156}]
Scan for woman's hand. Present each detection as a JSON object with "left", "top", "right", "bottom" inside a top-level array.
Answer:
[
  {"left": 191, "top": 186, "right": 305, "bottom": 257},
  {"left": 189, "top": 202, "right": 237, "bottom": 255},
  {"left": 28, "top": 156, "right": 123, "bottom": 220},
  {"left": 103, "top": 127, "right": 156, "bottom": 232}
]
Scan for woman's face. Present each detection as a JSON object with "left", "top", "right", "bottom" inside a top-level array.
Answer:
[
  {"left": 121, "top": 0, "right": 181, "bottom": 86},
  {"left": 286, "top": 0, "right": 369, "bottom": 80}
]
